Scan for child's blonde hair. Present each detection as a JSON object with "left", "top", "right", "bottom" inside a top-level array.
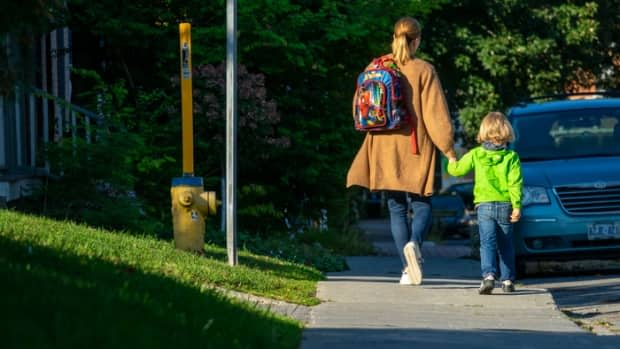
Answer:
[{"left": 476, "top": 111, "right": 515, "bottom": 144}]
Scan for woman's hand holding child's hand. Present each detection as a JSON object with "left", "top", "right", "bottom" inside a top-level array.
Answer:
[{"left": 510, "top": 208, "right": 521, "bottom": 223}]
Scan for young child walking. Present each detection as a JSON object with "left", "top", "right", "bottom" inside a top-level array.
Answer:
[{"left": 447, "top": 112, "right": 523, "bottom": 294}]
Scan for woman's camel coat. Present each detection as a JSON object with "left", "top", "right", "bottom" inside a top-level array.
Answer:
[{"left": 347, "top": 57, "right": 456, "bottom": 196}]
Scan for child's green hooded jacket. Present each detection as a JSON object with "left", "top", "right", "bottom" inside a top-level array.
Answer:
[{"left": 447, "top": 146, "right": 523, "bottom": 208}]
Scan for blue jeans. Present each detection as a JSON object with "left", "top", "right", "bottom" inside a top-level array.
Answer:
[
  {"left": 386, "top": 191, "right": 432, "bottom": 268},
  {"left": 476, "top": 202, "right": 516, "bottom": 281}
]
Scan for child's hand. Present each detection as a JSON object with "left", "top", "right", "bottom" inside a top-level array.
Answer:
[
  {"left": 510, "top": 208, "right": 521, "bottom": 223},
  {"left": 448, "top": 157, "right": 457, "bottom": 163}
]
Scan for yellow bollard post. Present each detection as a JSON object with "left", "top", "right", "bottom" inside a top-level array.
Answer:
[
  {"left": 171, "top": 22, "right": 219, "bottom": 253},
  {"left": 179, "top": 22, "right": 193, "bottom": 176}
]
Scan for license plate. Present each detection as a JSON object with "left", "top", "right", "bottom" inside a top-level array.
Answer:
[{"left": 587, "top": 224, "right": 620, "bottom": 240}]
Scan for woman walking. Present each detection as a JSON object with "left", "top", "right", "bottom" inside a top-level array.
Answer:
[{"left": 347, "top": 17, "right": 457, "bottom": 285}]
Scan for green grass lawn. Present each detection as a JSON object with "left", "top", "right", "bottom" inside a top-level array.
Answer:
[{"left": 0, "top": 209, "right": 324, "bottom": 348}]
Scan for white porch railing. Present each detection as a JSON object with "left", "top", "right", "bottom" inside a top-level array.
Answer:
[{"left": 0, "top": 86, "right": 102, "bottom": 201}]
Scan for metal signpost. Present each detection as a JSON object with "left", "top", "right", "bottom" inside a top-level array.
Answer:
[{"left": 226, "top": 0, "right": 238, "bottom": 266}]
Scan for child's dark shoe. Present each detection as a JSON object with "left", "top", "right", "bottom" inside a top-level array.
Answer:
[
  {"left": 478, "top": 276, "right": 495, "bottom": 295},
  {"left": 502, "top": 280, "right": 515, "bottom": 293}
]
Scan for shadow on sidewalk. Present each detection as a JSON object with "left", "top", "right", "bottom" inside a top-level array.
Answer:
[
  {"left": 301, "top": 327, "right": 618, "bottom": 349},
  {"left": 325, "top": 275, "right": 480, "bottom": 287},
  {"left": 334, "top": 255, "right": 481, "bottom": 281}
]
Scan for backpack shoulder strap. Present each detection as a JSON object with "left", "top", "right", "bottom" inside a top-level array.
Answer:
[{"left": 371, "top": 55, "right": 399, "bottom": 71}]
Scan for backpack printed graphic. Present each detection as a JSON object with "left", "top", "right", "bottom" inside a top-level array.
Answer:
[{"left": 353, "top": 57, "right": 411, "bottom": 131}]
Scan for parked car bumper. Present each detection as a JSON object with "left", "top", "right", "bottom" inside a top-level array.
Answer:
[{"left": 513, "top": 203, "right": 620, "bottom": 258}]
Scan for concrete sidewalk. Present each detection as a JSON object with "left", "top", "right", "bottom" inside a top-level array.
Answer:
[{"left": 299, "top": 219, "right": 619, "bottom": 349}]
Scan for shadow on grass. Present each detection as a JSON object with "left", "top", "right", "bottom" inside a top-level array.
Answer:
[
  {"left": 0, "top": 237, "right": 302, "bottom": 349},
  {"left": 202, "top": 245, "right": 325, "bottom": 282}
]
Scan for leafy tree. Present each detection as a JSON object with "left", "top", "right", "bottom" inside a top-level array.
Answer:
[
  {"left": 0, "top": 0, "right": 65, "bottom": 33},
  {"left": 226, "top": 0, "right": 449, "bottom": 226},
  {"left": 424, "top": 0, "right": 620, "bottom": 144},
  {"left": 13, "top": 0, "right": 620, "bottom": 237},
  {"left": 171, "top": 63, "right": 291, "bottom": 234},
  {"left": 65, "top": 0, "right": 450, "bottom": 231},
  {"left": 0, "top": 0, "right": 66, "bottom": 93}
]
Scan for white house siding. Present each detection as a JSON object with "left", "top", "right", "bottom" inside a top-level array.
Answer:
[{"left": 0, "top": 28, "right": 72, "bottom": 202}]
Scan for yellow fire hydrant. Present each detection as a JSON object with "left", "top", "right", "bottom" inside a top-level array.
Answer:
[{"left": 171, "top": 176, "right": 218, "bottom": 253}]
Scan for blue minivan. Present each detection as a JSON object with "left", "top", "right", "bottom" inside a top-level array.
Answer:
[{"left": 507, "top": 94, "right": 620, "bottom": 275}]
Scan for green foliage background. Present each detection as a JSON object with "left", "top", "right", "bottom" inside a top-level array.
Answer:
[
  {"left": 3, "top": 0, "right": 620, "bottom": 237},
  {"left": 423, "top": 0, "right": 620, "bottom": 145}
]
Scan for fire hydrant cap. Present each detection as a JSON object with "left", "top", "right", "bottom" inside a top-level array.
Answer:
[{"left": 179, "top": 191, "right": 193, "bottom": 206}]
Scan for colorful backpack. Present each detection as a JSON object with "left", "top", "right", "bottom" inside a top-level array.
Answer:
[
  {"left": 352, "top": 56, "right": 418, "bottom": 154},
  {"left": 353, "top": 56, "right": 411, "bottom": 132}
]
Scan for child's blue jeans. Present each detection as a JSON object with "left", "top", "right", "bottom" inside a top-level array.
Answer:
[
  {"left": 386, "top": 191, "right": 432, "bottom": 268},
  {"left": 476, "top": 202, "right": 516, "bottom": 281}
]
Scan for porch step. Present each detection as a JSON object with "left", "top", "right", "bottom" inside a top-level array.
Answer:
[{"left": 0, "top": 172, "right": 43, "bottom": 202}]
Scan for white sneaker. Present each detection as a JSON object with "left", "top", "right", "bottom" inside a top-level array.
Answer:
[
  {"left": 403, "top": 242, "right": 423, "bottom": 285},
  {"left": 399, "top": 271, "right": 413, "bottom": 285}
]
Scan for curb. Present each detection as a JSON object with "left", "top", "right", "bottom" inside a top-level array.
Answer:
[{"left": 206, "top": 285, "right": 311, "bottom": 323}]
